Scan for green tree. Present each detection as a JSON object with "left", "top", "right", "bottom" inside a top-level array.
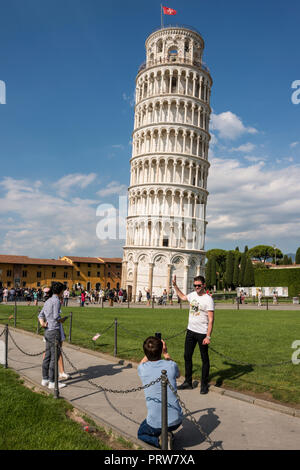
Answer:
[
  {"left": 296, "top": 247, "right": 300, "bottom": 264},
  {"left": 244, "top": 257, "right": 255, "bottom": 286},
  {"left": 248, "top": 245, "right": 283, "bottom": 263},
  {"left": 239, "top": 253, "right": 247, "bottom": 286},
  {"left": 233, "top": 254, "right": 240, "bottom": 288},
  {"left": 225, "top": 251, "right": 235, "bottom": 288},
  {"left": 211, "top": 255, "right": 217, "bottom": 289},
  {"left": 205, "top": 257, "right": 212, "bottom": 288},
  {"left": 283, "top": 255, "right": 289, "bottom": 265}
]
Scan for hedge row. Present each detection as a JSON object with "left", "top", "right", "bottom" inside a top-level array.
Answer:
[{"left": 254, "top": 268, "right": 300, "bottom": 297}]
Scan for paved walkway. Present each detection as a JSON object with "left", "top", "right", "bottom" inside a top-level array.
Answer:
[{"left": 1, "top": 325, "right": 299, "bottom": 451}]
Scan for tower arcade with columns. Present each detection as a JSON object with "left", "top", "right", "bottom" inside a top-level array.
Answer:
[{"left": 122, "top": 26, "right": 213, "bottom": 300}]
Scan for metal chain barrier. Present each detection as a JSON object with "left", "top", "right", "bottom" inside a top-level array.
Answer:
[
  {"left": 8, "top": 330, "right": 45, "bottom": 357},
  {"left": 209, "top": 345, "right": 294, "bottom": 368},
  {"left": 167, "top": 380, "right": 223, "bottom": 451},
  {"left": 0, "top": 328, "right": 5, "bottom": 338},
  {"left": 62, "top": 348, "right": 162, "bottom": 394},
  {"left": 117, "top": 323, "right": 146, "bottom": 340}
]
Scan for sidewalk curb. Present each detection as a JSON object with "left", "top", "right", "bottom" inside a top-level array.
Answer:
[{"left": 3, "top": 324, "right": 300, "bottom": 421}]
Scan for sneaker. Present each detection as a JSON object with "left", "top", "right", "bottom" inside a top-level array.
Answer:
[
  {"left": 41, "top": 379, "right": 49, "bottom": 387},
  {"left": 59, "top": 372, "right": 70, "bottom": 380},
  {"left": 168, "top": 432, "right": 174, "bottom": 450},
  {"left": 178, "top": 381, "right": 193, "bottom": 390},
  {"left": 48, "top": 382, "right": 66, "bottom": 389},
  {"left": 200, "top": 385, "right": 209, "bottom": 394}
]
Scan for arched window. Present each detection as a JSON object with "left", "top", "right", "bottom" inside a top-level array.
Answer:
[{"left": 168, "top": 46, "right": 178, "bottom": 62}]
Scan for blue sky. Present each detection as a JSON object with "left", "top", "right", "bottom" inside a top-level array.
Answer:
[{"left": 0, "top": 0, "right": 299, "bottom": 258}]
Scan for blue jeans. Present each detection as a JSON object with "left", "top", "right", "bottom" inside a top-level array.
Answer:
[
  {"left": 42, "top": 329, "right": 61, "bottom": 382},
  {"left": 138, "top": 419, "right": 181, "bottom": 448}
]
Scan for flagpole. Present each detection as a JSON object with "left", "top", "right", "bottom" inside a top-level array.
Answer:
[{"left": 161, "top": 4, "right": 164, "bottom": 29}]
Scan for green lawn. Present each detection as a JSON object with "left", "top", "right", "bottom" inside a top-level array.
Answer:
[
  {"left": 0, "top": 304, "right": 299, "bottom": 405},
  {"left": 0, "top": 366, "right": 113, "bottom": 450}
]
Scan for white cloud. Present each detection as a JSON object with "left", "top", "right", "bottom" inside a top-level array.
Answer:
[
  {"left": 122, "top": 92, "right": 135, "bottom": 107},
  {"left": 97, "top": 181, "right": 127, "bottom": 197},
  {"left": 206, "top": 158, "right": 300, "bottom": 252},
  {"left": 0, "top": 176, "right": 123, "bottom": 258},
  {"left": 53, "top": 173, "right": 97, "bottom": 197},
  {"left": 231, "top": 142, "right": 256, "bottom": 153},
  {"left": 211, "top": 111, "right": 258, "bottom": 140},
  {"left": 290, "top": 142, "right": 299, "bottom": 148}
]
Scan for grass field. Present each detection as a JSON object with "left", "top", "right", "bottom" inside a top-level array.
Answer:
[
  {"left": 0, "top": 304, "right": 299, "bottom": 406},
  {"left": 0, "top": 366, "right": 116, "bottom": 450}
]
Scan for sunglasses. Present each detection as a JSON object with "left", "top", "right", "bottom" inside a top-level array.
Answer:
[{"left": 194, "top": 284, "right": 204, "bottom": 288}]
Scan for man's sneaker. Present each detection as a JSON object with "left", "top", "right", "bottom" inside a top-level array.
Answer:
[
  {"left": 168, "top": 432, "right": 174, "bottom": 450},
  {"left": 41, "top": 379, "right": 49, "bottom": 387},
  {"left": 48, "top": 382, "right": 66, "bottom": 389},
  {"left": 178, "top": 381, "right": 193, "bottom": 390},
  {"left": 59, "top": 372, "right": 70, "bottom": 380}
]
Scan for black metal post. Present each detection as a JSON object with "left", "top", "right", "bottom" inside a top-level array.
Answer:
[
  {"left": 266, "top": 298, "right": 269, "bottom": 310},
  {"left": 69, "top": 312, "right": 73, "bottom": 343},
  {"left": 14, "top": 300, "right": 17, "bottom": 328},
  {"left": 36, "top": 307, "right": 41, "bottom": 334},
  {"left": 54, "top": 338, "right": 59, "bottom": 399},
  {"left": 237, "top": 297, "right": 240, "bottom": 310},
  {"left": 179, "top": 298, "right": 182, "bottom": 309},
  {"left": 161, "top": 370, "right": 168, "bottom": 450},
  {"left": 114, "top": 318, "right": 118, "bottom": 357},
  {"left": 152, "top": 296, "right": 154, "bottom": 309},
  {"left": 4, "top": 324, "right": 8, "bottom": 369}
]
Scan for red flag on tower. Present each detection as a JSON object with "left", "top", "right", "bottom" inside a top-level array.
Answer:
[{"left": 162, "top": 6, "right": 177, "bottom": 15}]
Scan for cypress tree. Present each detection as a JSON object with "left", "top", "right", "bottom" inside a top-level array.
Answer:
[
  {"left": 233, "top": 254, "right": 240, "bottom": 288},
  {"left": 211, "top": 255, "right": 217, "bottom": 289},
  {"left": 205, "top": 257, "right": 212, "bottom": 289},
  {"left": 244, "top": 256, "right": 255, "bottom": 286},
  {"left": 225, "top": 251, "right": 234, "bottom": 288},
  {"left": 239, "top": 253, "right": 247, "bottom": 286}
]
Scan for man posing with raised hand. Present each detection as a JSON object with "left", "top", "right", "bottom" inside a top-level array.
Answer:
[{"left": 172, "top": 275, "right": 214, "bottom": 394}]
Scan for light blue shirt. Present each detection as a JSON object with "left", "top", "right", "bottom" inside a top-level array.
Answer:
[
  {"left": 138, "top": 359, "right": 183, "bottom": 429},
  {"left": 38, "top": 295, "right": 61, "bottom": 331}
]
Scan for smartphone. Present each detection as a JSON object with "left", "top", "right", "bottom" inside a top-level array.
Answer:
[{"left": 155, "top": 332, "right": 161, "bottom": 340}]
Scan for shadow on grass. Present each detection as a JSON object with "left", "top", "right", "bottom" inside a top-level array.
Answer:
[{"left": 209, "top": 361, "right": 254, "bottom": 387}]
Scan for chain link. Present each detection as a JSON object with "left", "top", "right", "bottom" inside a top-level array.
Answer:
[
  {"left": 167, "top": 380, "right": 223, "bottom": 450},
  {"left": 8, "top": 330, "right": 45, "bottom": 357},
  {"left": 209, "top": 346, "right": 294, "bottom": 368},
  {"left": 62, "top": 348, "right": 161, "bottom": 394}
]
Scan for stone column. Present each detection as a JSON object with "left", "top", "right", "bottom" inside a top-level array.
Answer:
[
  {"left": 167, "top": 264, "right": 172, "bottom": 296},
  {"left": 121, "top": 261, "right": 128, "bottom": 289},
  {"left": 183, "top": 264, "right": 189, "bottom": 294},
  {"left": 133, "top": 261, "right": 138, "bottom": 301},
  {"left": 148, "top": 263, "right": 154, "bottom": 293}
]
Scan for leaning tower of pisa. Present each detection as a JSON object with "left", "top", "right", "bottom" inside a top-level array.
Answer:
[{"left": 122, "top": 25, "right": 213, "bottom": 300}]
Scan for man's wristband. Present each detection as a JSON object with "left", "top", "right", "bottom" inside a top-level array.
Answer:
[{"left": 206, "top": 335, "right": 211, "bottom": 340}]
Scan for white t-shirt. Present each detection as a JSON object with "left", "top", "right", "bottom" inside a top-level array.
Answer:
[{"left": 186, "top": 292, "right": 214, "bottom": 334}]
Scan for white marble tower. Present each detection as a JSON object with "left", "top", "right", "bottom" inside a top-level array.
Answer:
[{"left": 122, "top": 25, "right": 213, "bottom": 300}]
